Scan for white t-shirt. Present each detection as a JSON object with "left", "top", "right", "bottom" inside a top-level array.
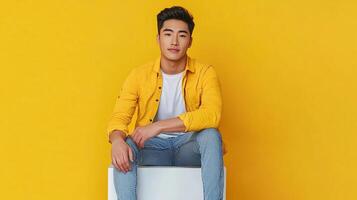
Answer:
[{"left": 154, "top": 69, "right": 192, "bottom": 139}]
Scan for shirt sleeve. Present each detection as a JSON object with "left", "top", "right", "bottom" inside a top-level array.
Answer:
[
  {"left": 177, "top": 66, "right": 222, "bottom": 132},
  {"left": 107, "top": 68, "right": 139, "bottom": 140}
]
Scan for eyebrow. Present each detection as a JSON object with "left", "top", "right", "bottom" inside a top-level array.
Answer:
[{"left": 162, "top": 28, "right": 189, "bottom": 34}]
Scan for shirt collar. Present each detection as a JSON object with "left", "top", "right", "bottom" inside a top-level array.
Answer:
[{"left": 153, "top": 55, "right": 195, "bottom": 74}]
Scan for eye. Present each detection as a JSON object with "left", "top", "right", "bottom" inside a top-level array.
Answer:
[
  {"left": 164, "top": 33, "right": 171, "bottom": 36},
  {"left": 180, "top": 35, "right": 187, "bottom": 37}
]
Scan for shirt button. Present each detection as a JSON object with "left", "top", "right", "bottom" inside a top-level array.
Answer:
[
  {"left": 149, "top": 119, "right": 152, "bottom": 122},
  {"left": 155, "top": 99, "right": 159, "bottom": 102},
  {"left": 158, "top": 86, "right": 162, "bottom": 89}
]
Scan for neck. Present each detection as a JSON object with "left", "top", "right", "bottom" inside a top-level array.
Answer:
[{"left": 160, "top": 54, "right": 187, "bottom": 75}]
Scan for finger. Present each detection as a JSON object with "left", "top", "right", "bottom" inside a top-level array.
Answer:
[
  {"left": 117, "top": 158, "right": 125, "bottom": 172},
  {"left": 133, "top": 130, "right": 141, "bottom": 144},
  {"left": 118, "top": 158, "right": 127, "bottom": 173},
  {"left": 133, "top": 137, "right": 138, "bottom": 147},
  {"left": 121, "top": 153, "right": 129, "bottom": 172},
  {"left": 112, "top": 157, "right": 120, "bottom": 171},
  {"left": 132, "top": 134, "right": 138, "bottom": 146},
  {"left": 138, "top": 136, "right": 145, "bottom": 149},
  {"left": 138, "top": 138, "right": 144, "bottom": 149},
  {"left": 134, "top": 136, "right": 141, "bottom": 148}
]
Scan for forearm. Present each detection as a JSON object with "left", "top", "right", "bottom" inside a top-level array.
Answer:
[
  {"left": 154, "top": 117, "right": 187, "bottom": 133},
  {"left": 177, "top": 108, "right": 221, "bottom": 132}
]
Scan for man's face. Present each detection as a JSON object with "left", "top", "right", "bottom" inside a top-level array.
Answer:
[{"left": 157, "top": 19, "right": 192, "bottom": 61}]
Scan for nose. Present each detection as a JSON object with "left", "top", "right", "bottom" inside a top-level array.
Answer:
[{"left": 171, "top": 34, "right": 178, "bottom": 46}]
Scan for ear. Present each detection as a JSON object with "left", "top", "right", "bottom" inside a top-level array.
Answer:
[{"left": 156, "top": 34, "right": 160, "bottom": 44}]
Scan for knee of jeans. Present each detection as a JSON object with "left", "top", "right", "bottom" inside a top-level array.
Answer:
[{"left": 196, "top": 128, "right": 222, "bottom": 146}]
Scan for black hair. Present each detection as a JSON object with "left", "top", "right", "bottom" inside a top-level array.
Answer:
[{"left": 157, "top": 6, "right": 195, "bottom": 36}]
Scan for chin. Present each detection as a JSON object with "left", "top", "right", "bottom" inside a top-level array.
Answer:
[{"left": 163, "top": 53, "right": 185, "bottom": 61}]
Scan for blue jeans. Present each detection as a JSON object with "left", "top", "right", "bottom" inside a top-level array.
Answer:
[{"left": 113, "top": 128, "right": 224, "bottom": 200}]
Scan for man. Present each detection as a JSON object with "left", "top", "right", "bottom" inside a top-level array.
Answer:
[{"left": 107, "top": 6, "right": 226, "bottom": 200}]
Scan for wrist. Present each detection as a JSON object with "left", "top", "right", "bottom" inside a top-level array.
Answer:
[
  {"left": 110, "top": 130, "right": 127, "bottom": 144},
  {"left": 153, "top": 121, "right": 164, "bottom": 133},
  {"left": 111, "top": 137, "right": 126, "bottom": 145}
]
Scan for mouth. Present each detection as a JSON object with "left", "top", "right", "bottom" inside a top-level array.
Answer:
[{"left": 168, "top": 48, "right": 180, "bottom": 53}]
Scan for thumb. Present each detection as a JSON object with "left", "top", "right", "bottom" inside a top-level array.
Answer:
[{"left": 128, "top": 147, "right": 134, "bottom": 162}]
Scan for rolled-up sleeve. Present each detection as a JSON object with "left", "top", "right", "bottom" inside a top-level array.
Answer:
[
  {"left": 107, "top": 68, "right": 139, "bottom": 139},
  {"left": 178, "top": 66, "right": 222, "bottom": 132}
]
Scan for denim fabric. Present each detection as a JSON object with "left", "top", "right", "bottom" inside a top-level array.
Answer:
[{"left": 113, "top": 128, "right": 224, "bottom": 200}]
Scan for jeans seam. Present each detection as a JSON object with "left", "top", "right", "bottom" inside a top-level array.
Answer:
[{"left": 169, "top": 138, "right": 175, "bottom": 166}]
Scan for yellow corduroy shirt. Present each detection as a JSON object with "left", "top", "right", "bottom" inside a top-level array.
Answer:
[{"left": 107, "top": 55, "right": 226, "bottom": 153}]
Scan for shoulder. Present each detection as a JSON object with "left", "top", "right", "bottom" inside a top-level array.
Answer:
[
  {"left": 191, "top": 58, "right": 217, "bottom": 76},
  {"left": 128, "top": 59, "right": 156, "bottom": 77}
]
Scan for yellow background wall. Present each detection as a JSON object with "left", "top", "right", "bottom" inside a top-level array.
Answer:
[{"left": 1, "top": 1, "right": 356, "bottom": 199}]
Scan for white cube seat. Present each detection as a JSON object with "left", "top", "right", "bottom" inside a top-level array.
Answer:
[{"left": 108, "top": 165, "right": 226, "bottom": 200}]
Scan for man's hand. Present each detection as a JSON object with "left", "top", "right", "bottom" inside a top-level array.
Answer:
[
  {"left": 132, "top": 123, "right": 161, "bottom": 149},
  {"left": 111, "top": 139, "right": 134, "bottom": 173}
]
